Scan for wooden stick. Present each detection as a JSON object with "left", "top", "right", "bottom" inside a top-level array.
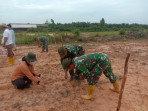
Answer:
[
  {"left": 53, "top": 33, "right": 57, "bottom": 45},
  {"left": 61, "top": 36, "right": 63, "bottom": 47},
  {"left": 116, "top": 53, "right": 130, "bottom": 111}
]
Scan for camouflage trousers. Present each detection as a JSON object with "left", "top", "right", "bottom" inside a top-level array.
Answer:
[
  {"left": 69, "top": 70, "right": 84, "bottom": 80},
  {"left": 87, "top": 57, "right": 117, "bottom": 85},
  {"left": 42, "top": 38, "right": 49, "bottom": 52}
]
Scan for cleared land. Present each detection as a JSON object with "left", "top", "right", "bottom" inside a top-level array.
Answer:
[{"left": 0, "top": 40, "right": 148, "bottom": 111}]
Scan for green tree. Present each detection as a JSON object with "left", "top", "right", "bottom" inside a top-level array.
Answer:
[
  {"left": 45, "top": 19, "right": 49, "bottom": 24},
  {"left": 51, "top": 19, "right": 55, "bottom": 31},
  {"left": 72, "top": 29, "right": 80, "bottom": 38},
  {"left": 100, "top": 18, "right": 105, "bottom": 28},
  {"left": 51, "top": 19, "right": 55, "bottom": 24}
]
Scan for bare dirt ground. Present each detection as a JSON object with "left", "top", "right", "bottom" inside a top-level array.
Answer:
[{"left": 0, "top": 40, "right": 148, "bottom": 111}]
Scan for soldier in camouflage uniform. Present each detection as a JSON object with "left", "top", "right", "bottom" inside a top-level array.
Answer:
[
  {"left": 62, "top": 53, "right": 120, "bottom": 100},
  {"left": 58, "top": 44, "right": 85, "bottom": 85},
  {"left": 35, "top": 36, "right": 49, "bottom": 52}
]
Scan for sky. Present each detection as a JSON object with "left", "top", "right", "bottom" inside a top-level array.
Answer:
[{"left": 0, "top": 0, "right": 148, "bottom": 24}]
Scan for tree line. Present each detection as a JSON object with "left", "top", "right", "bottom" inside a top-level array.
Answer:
[
  {"left": 1, "top": 18, "right": 148, "bottom": 33},
  {"left": 44, "top": 18, "right": 148, "bottom": 32}
]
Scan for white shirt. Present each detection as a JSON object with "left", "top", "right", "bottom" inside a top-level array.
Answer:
[{"left": 1, "top": 29, "right": 13, "bottom": 46}]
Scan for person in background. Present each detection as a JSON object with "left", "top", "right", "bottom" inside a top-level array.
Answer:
[
  {"left": 7, "top": 24, "right": 16, "bottom": 51},
  {"left": 35, "top": 36, "right": 49, "bottom": 52},
  {"left": 1, "top": 24, "right": 14, "bottom": 65},
  {"left": 58, "top": 44, "right": 85, "bottom": 86},
  {"left": 11, "top": 52, "right": 41, "bottom": 89},
  {"left": 62, "top": 53, "right": 120, "bottom": 100}
]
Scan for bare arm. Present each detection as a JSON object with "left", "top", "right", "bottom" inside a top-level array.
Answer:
[
  {"left": 21, "top": 65, "right": 39, "bottom": 83},
  {"left": 64, "top": 69, "right": 68, "bottom": 79},
  {"left": 30, "top": 66, "right": 39, "bottom": 77},
  {"left": 3, "top": 37, "right": 8, "bottom": 47}
]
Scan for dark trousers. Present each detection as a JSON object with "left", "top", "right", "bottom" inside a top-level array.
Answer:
[
  {"left": 69, "top": 70, "right": 74, "bottom": 78},
  {"left": 12, "top": 74, "right": 35, "bottom": 89}
]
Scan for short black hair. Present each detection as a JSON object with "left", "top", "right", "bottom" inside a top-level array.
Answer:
[{"left": 7, "top": 24, "right": 11, "bottom": 28}]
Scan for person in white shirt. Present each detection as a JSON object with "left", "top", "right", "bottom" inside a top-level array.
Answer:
[
  {"left": 1, "top": 24, "right": 14, "bottom": 65},
  {"left": 7, "top": 24, "right": 16, "bottom": 51}
]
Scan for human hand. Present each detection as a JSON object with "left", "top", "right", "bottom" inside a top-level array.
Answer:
[
  {"left": 37, "top": 81, "right": 40, "bottom": 85},
  {"left": 38, "top": 74, "right": 41, "bottom": 77},
  {"left": 64, "top": 74, "right": 68, "bottom": 79},
  {"left": 64, "top": 70, "right": 68, "bottom": 79}
]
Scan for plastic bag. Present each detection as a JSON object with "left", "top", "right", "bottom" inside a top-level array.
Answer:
[{"left": 1, "top": 49, "right": 8, "bottom": 55}]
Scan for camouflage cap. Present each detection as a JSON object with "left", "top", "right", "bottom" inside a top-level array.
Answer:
[
  {"left": 25, "top": 52, "right": 37, "bottom": 62},
  {"left": 58, "top": 47, "right": 66, "bottom": 58},
  {"left": 62, "top": 58, "right": 72, "bottom": 69}
]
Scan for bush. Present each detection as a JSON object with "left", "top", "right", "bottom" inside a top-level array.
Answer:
[
  {"left": 15, "top": 32, "right": 55, "bottom": 45},
  {"left": 27, "top": 28, "right": 37, "bottom": 33},
  {"left": 119, "top": 29, "right": 126, "bottom": 35},
  {"left": 47, "top": 36, "right": 56, "bottom": 44},
  {"left": 72, "top": 29, "right": 80, "bottom": 38},
  {"left": 130, "top": 27, "right": 139, "bottom": 31},
  {"left": 94, "top": 33, "right": 100, "bottom": 37},
  {"left": 136, "top": 31, "right": 147, "bottom": 38},
  {"left": 16, "top": 34, "right": 37, "bottom": 45},
  {"left": 127, "top": 31, "right": 148, "bottom": 38}
]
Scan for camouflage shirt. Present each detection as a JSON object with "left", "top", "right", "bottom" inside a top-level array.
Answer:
[
  {"left": 73, "top": 53, "right": 110, "bottom": 78},
  {"left": 61, "top": 44, "right": 85, "bottom": 69},
  {"left": 37, "top": 36, "right": 49, "bottom": 43},
  {"left": 64, "top": 44, "right": 85, "bottom": 59}
]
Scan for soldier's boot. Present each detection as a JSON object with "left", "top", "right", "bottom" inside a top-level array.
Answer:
[
  {"left": 11, "top": 57, "right": 15, "bottom": 65},
  {"left": 81, "top": 85, "right": 96, "bottom": 100},
  {"left": 110, "top": 80, "right": 120, "bottom": 93},
  {"left": 8, "top": 57, "right": 11, "bottom": 65},
  {"left": 8, "top": 57, "right": 14, "bottom": 65}
]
